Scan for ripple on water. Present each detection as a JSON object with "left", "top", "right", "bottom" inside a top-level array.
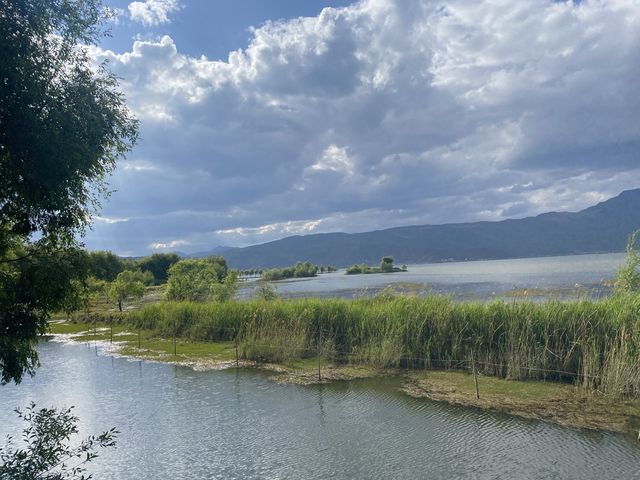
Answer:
[{"left": 1, "top": 341, "right": 640, "bottom": 480}]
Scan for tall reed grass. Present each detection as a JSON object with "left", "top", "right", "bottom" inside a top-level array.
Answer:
[{"left": 125, "top": 294, "right": 640, "bottom": 397}]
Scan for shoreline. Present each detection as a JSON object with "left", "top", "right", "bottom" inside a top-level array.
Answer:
[{"left": 47, "top": 325, "right": 640, "bottom": 436}]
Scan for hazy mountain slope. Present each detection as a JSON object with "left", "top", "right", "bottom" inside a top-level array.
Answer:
[{"left": 211, "top": 189, "right": 640, "bottom": 268}]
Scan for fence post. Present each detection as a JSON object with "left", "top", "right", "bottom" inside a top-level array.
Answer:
[
  {"left": 317, "top": 328, "right": 322, "bottom": 382},
  {"left": 110, "top": 316, "right": 113, "bottom": 344},
  {"left": 471, "top": 347, "right": 480, "bottom": 400},
  {"left": 235, "top": 330, "right": 239, "bottom": 369},
  {"left": 173, "top": 318, "right": 177, "bottom": 356}
]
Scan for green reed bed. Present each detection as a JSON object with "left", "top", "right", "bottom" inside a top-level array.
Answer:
[{"left": 123, "top": 294, "right": 640, "bottom": 397}]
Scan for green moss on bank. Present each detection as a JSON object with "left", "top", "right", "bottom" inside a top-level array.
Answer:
[{"left": 404, "top": 371, "right": 640, "bottom": 433}]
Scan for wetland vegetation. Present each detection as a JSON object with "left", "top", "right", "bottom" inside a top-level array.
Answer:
[{"left": 53, "top": 283, "right": 640, "bottom": 433}]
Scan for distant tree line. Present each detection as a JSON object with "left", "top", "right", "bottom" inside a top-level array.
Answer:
[
  {"left": 346, "top": 257, "right": 408, "bottom": 275},
  {"left": 85, "top": 251, "right": 180, "bottom": 284}
]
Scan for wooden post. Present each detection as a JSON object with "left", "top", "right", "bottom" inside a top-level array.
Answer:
[
  {"left": 110, "top": 317, "right": 113, "bottom": 344},
  {"left": 138, "top": 327, "right": 141, "bottom": 349},
  {"left": 317, "top": 328, "right": 322, "bottom": 382},
  {"left": 235, "top": 334, "right": 239, "bottom": 369},
  {"left": 471, "top": 347, "right": 480, "bottom": 399},
  {"left": 173, "top": 318, "right": 177, "bottom": 356}
]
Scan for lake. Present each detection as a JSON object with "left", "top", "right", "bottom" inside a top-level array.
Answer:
[
  {"left": 239, "top": 252, "right": 626, "bottom": 301},
  {"left": 1, "top": 341, "right": 639, "bottom": 479}
]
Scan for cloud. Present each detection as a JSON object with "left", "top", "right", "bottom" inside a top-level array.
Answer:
[
  {"left": 94, "top": 215, "right": 129, "bottom": 224},
  {"left": 309, "top": 145, "right": 355, "bottom": 175},
  {"left": 150, "top": 239, "right": 189, "bottom": 250},
  {"left": 128, "top": 0, "right": 181, "bottom": 27},
  {"left": 86, "top": 0, "right": 640, "bottom": 255}
]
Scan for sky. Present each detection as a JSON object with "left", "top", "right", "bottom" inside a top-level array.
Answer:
[{"left": 85, "top": 0, "right": 640, "bottom": 256}]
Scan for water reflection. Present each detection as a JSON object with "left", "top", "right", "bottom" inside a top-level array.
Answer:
[{"left": 0, "top": 341, "right": 639, "bottom": 480}]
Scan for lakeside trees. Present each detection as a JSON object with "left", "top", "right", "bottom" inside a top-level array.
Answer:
[
  {"left": 109, "top": 271, "right": 147, "bottom": 311},
  {"left": 165, "top": 257, "right": 233, "bottom": 302},
  {"left": 137, "top": 253, "right": 180, "bottom": 285},
  {"left": 261, "top": 261, "right": 319, "bottom": 281},
  {"left": 0, "top": 0, "right": 138, "bottom": 384},
  {"left": 85, "top": 251, "right": 179, "bottom": 284}
]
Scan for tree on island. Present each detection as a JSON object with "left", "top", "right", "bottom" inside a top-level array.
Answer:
[
  {"left": 346, "top": 257, "right": 407, "bottom": 275},
  {"left": 0, "top": 0, "right": 138, "bottom": 384},
  {"left": 380, "top": 256, "right": 395, "bottom": 272}
]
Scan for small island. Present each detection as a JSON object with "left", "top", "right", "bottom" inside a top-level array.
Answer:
[{"left": 346, "top": 256, "right": 408, "bottom": 275}]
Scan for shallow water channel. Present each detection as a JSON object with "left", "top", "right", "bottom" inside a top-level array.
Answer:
[{"left": 1, "top": 341, "right": 639, "bottom": 479}]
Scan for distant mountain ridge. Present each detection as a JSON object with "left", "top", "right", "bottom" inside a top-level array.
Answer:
[{"left": 194, "top": 189, "right": 640, "bottom": 269}]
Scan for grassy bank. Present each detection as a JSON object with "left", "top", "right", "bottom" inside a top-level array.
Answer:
[
  {"left": 92, "top": 294, "right": 640, "bottom": 398},
  {"left": 404, "top": 371, "right": 640, "bottom": 433},
  {"left": 50, "top": 291, "right": 640, "bottom": 433}
]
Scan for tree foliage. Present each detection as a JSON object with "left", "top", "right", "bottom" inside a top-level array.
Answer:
[
  {"left": 136, "top": 252, "right": 180, "bottom": 284},
  {"left": 261, "top": 261, "right": 318, "bottom": 281},
  {"left": 614, "top": 230, "right": 640, "bottom": 294},
  {"left": 254, "top": 284, "right": 279, "bottom": 301},
  {"left": 0, "top": 403, "right": 117, "bottom": 479},
  {"left": 0, "top": 241, "right": 89, "bottom": 384},
  {"left": 346, "top": 257, "right": 405, "bottom": 275},
  {"left": 108, "top": 270, "right": 146, "bottom": 311},
  {"left": 165, "top": 257, "right": 228, "bottom": 301},
  {"left": 380, "top": 256, "right": 394, "bottom": 273},
  {"left": 86, "top": 250, "right": 124, "bottom": 282},
  {"left": 0, "top": 0, "right": 137, "bottom": 383},
  {"left": 210, "top": 270, "right": 239, "bottom": 302},
  {"left": 0, "top": 0, "right": 138, "bottom": 240}
]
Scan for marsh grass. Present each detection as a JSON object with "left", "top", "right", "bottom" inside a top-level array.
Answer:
[{"left": 104, "top": 294, "right": 640, "bottom": 397}]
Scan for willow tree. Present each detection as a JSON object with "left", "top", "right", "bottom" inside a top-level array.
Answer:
[{"left": 0, "top": 0, "right": 138, "bottom": 384}]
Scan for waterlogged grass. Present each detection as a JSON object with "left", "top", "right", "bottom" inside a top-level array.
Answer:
[
  {"left": 411, "top": 370, "right": 569, "bottom": 402},
  {"left": 118, "top": 339, "right": 236, "bottom": 363},
  {"left": 115, "top": 294, "right": 640, "bottom": 398},
  {"left": 405, "top": 370, "right": 640, "bottom": 433},
  {"left": 48, "top": 321, "right": 236, "bottom": 363},
  {"left": 49, "top": 311, "right": 640, "bottom": 432}
]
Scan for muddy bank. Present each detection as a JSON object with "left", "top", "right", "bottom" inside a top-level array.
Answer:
[{"left": 403, "top": 371, "right": 640, "bottom": 434}]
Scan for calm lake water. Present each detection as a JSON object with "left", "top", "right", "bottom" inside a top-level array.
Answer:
[
  {"left": 1, "top": 341, "right": 639, "bottom": 479},
  {"left": 240, "top": 253, "right": 626, "bottom": 301}
]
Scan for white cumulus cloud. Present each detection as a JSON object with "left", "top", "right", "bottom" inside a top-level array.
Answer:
[
  {"left": 128, "top": 0, "right": 181, "bottom": 27},
  {"left": 86, "top": 0, "right": 640, "bottom": 255}
]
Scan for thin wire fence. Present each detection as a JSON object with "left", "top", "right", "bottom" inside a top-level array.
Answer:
[{"left": 84, "top": 322, "right": 615, "bottom": 387}]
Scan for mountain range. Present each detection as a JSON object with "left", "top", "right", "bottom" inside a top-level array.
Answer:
[{"left": 191, "top": 189, "right": 640, "bottom": 269}]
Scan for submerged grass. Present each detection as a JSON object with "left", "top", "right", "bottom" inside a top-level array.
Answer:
[{"left": 69, "top": 293, "right": 640, "bottom": 397}]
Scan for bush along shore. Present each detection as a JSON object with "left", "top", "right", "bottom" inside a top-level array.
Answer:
[{"left": 55, "top": 294, "right": 640, "bottom": 433}]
